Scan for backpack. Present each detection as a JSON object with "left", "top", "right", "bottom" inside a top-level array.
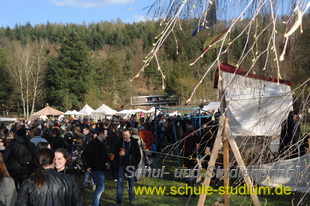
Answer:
[{"left": 13, "top": 140, "right": 35, "bottom": 172}]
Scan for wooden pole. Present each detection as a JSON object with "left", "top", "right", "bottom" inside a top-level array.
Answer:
[
  {"left": 226, "top": 123, "right": 261, "bottom": 206},
  {"left": 223, "top": 136, "right": 230, "bottom": 206},
  {"left": 197, "top": 67, "right": 260, "bottom": 206},
  {"left": 197, "top": 117, "right": 225, "bottom": 206}
]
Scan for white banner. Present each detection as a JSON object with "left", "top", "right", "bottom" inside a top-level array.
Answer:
[{"left": 221, "top": 70, "right": 293, "bottom": 136}]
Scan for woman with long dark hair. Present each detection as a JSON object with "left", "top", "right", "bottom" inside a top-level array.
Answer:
[
  {"left": 17, "top": 148, "right": 82, "bottom": 206},
  {"left": 54, "top": 148, "right": 85, "bottom": 197},
  {"left": 0, "top": 153, "right": 17, "bottom": 206}
]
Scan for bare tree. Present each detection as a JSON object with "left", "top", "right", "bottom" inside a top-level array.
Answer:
[{"left": 8, "top": 40, "right": 48, "bottom": 118}]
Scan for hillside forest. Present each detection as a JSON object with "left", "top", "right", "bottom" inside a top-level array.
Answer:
[{"left": 0, "top": 16, "right": 309, "bottom": 118}]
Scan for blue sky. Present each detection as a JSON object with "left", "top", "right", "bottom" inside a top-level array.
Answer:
[{"left": 0, "top": 0, "right": 155, "bottom": 28}]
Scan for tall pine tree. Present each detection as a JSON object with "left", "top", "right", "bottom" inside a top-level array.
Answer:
[
  {"left": 47, "top": 31, "right": 91, "bottom": 110},
  {"left": 0, "top": 47, "right": 12, "bottom": 105}
]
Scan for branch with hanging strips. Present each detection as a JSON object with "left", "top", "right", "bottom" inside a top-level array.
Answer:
[
  {"left": 191, "top": 1, "right": 217, "bottom": 37},
  {"left": 130, "top": 1, "right": 186, "bottom": 84},
  {"left": 131, "top": 0, "right": 217, "bottom": 88},
  {"left": 223, "top": 0, "right": 267, "bottom": 55},
  {"left": 154, "top": 54, "right": 166, "bottom": 90},
  {"left": 236, "top": 22, "right": 273, "bottom": 74},
  {"left": 189, "top": 28, "right": 228, "bottom": 66},
  {"left": 235, "top": 0, "right": 267, "bottom": 67},
  {"left": 269, "top": 0, "right": 282, "bottom": 83},
  {"left": 279, "top": 2, "right": 310, "bottom": 61},
  {"left": 185, "top": 0, "right": 257, "bottom": 103},
  {"left": 187, "top": 0, "right": 281, "bottom": 103}
]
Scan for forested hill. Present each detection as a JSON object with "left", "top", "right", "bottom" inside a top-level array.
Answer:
[{"left": 0, "top": 17, "right": 308, "bottom": 116}]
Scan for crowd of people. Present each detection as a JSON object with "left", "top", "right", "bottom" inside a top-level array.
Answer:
[
  {"left": 0, "top": 111, "right": 222, "bottom": 206},
  {"left": 0, "top": 115, "right": 157, "bottom": 206},
  {"left": 0, "top": 105, "right": 308, "bottom": 206}
]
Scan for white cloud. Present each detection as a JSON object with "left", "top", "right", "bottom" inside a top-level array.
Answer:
[
  {"left": 51, "top": 0, "right": 131, "bottom": 8},
  {"left": 132, "top": 15, "right": 159, "bottom": 22},
  {"left": 133, "top": 15, "right": 149, "bottom": 22}
]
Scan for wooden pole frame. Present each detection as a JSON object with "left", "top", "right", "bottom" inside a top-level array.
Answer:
[
  {"left": 223, "top": 135, "right": 230, "bottom": 206},
  {"left": 197, "top": 119, "right": 261, "bottom": 206},
  {"left": 197, "top": 117, "right": 225, "bottom": 205},
  {"left": 197, "top": 68, "right": 260, "bottom": 206}
]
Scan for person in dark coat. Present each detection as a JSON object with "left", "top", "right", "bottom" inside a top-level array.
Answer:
[
  {"left": 107, "top": 124, "right": 121, "bottom": 180},
  {"left": 49, "top": 128, "right": 68, "bottom": 151},
  {"left": 16, "top": 148, "right": 82, "bottom": 206},
  {"left": 114, "top": 130, "right": 141, "bottom": 206},
  {"left": 279, "top": 111, "right": 302, "bottom": 158},
  {"left": 82, "top": 127, "right": 93, "bottom": 144},
  {"left": 81, "top": 128, "right": 109, "bottom": 206},
  {"left": 180, "top": 125, "right": 199, "bottom": 169},
  {"left": 3, "top": 128, "right": 36, "bottom": 190}
]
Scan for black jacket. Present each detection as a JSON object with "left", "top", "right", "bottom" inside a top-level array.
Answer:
[
  {"left": 3, "top": 135, "right": 36, "bottom": 174},
  {"left": 113, "top": 137, "right": 141, "bottom": 169},
  {"left": 59, "top": 167, "right": 85, "bottom": 197},
  {"left": 49, "top": 135, "right": 68, "bottom": 151},
  {"left": 81, "top": 138, "right": 109, "bottom": 172},
  {"left": 84, "top": 132, "right": 93, "bottom": 144},
  {"left": 17, "top": 169, "right": 82, "bottom": 206}
]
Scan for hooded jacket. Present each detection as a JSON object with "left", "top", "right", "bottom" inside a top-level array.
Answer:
[
  {"left": 3, "top": 135, "right": 36, "bottom": 173},
  {"left": 17, "top": 169, "right": 82, "bottom": 206}
]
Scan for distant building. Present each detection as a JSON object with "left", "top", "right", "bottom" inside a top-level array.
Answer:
[{"left": 131, "top": 95, "right": 176, "bottom": 106}]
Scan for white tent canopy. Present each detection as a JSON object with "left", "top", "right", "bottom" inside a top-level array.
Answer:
[
  {"left": 0, "top": 117, "right": 17, "bottom": 129},
  {"left": 202, "top": 102, "right": 220, "bottom": 112},
  {"left": 64, "top": 110, "right": 72, "bottom": 115},
  {"left": 116, "top": 108, "right": 147, "bottom": 115},
  {"left": 92, "top": 104, "right": 117, "bottom": 120},
  {"left": 0, "top": 117, "right": 17, "bottom": 122},
  {"left": 116, "top": 109, "right": 135, "bottom": 114},
  {"left": 70, "top": 110, "right": 83, "bottom": 115},
  {"left": 133, "top": 108, "right": 147, "bottom": 113},
  {"left": 79, "top": 104, "right": 94, "bottom": 116},
  {"left": 168, "top": 111, "right": 180, "bottom": 116},
  {"left": 64, "top": 110, "right": 83, "bottom": 116},
  {"left": 144, "top": 107, "right": 156, "bottom": 113}
]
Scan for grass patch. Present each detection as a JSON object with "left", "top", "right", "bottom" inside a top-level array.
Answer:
[
  {"left": 84, "top": 159, "right": 309, "bottom": 206},
  {"left": 301, "top": 124, "right": 310, "bottom": 133}
]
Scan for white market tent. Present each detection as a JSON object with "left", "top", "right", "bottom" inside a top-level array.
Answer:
[
  {"left": 64, "top": 110, "right": 72, "bottom": 115},
  {"left": 144, "top": 107, "right": 156, "bottom": 113},
  {"left": 79, "top": 104, "right": 94, "bottom": 116},
  {"left": 63, "top": 110, "right": 83, "bottom": 117},
  {"left": 116, "top": 108, "right": 148, "bottom": 120},
  {"left": 116, "top": 109, "right": 135, "bottom": 115},
  {"left": 0, "top": 117, "right": 17, "bottom": 122},
  {"left": 168, "top": 111, "right": 180, "bottom": 116},
  {"left": 0, "top": 117, "right": 17, "bottom": 129},
  {"left": 92, "top": 104, "right": 117, "bottom": 121},
  {"left": 70, "top": 110, "right": 84, "bottom": 116},
  {"left": 116, "top": 108, "right": 146, "bottom": 115},
  {"left": 202, "top": 102, "right": 220, "bottom": 112},
  {"left": 134, "top": 108, "right": 147, "bottom": 113}
]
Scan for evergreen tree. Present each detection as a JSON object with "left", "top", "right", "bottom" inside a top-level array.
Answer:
[
  {"left": 47, "top": 31, "right": 91, "bottom": 110},
  {"left": 0, "top": 47, "right": 11, "bottom": 105}
]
